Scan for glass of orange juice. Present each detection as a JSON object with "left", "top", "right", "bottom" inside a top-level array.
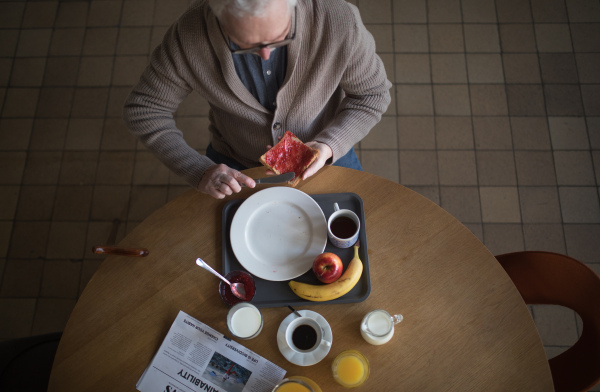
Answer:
[
  {"left": 272, "top": 378, "right": 314, "bottom": 392},
  {"left": 331, "top": 350, "right": 370, "bottom": 388}
]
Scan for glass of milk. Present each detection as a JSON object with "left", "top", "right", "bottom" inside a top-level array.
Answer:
[
  {"left": 227, "top": 302, "right": 263, "bottom": 339},
  {"left": 360, "top": 309, "right": 403, "bottom": 345}
]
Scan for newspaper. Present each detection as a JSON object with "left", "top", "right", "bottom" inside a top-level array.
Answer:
[{"left": 137, "top": 310, "right": 286, "bottom": 392}]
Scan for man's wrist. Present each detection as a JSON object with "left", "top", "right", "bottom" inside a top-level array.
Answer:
[{"left": 318, "top": 142, "right": 333, "bottom": 164}]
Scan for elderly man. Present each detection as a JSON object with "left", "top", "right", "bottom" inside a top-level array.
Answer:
[{"left": 124, "top": 0, "right": 391, "bottom": 199}]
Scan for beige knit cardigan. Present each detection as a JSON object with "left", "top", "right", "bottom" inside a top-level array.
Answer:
[{"left": 123, "top": 0, "right": 392, "bottom": 188}]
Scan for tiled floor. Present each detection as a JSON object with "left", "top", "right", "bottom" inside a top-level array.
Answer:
[{"left": 0, "top": 0, "right": 599, "bottom": 385}]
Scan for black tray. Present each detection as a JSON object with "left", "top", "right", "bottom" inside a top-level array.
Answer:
[{"left": 222, "top": 192, "right": 371, "bottom": 308}]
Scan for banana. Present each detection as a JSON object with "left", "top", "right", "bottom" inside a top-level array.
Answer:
[{"left": 289, "top": 243, "right": 363, "bottom": 302}]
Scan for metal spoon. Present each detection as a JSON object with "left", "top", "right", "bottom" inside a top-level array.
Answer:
[
  {"left": 288, "top": 305, "right": 302, "bottom": 318},
  {"left": 195, "top": 258, "right": 247, "bottom": 300}
]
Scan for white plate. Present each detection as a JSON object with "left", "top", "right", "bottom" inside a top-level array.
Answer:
[
  {"left": 277, "top": 310, "right": 332, "bottom": 366},
  {"left": 230, "top": 187, "right": 327, "bottom": 281}
]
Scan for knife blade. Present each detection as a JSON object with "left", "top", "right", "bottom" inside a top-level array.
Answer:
[{"left": 254, "top": 171, "right": 295, "bottom": 184}]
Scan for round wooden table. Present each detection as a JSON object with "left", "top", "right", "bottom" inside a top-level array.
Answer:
[{"left": 48, "top": 166, "right": 554, "bottom": 391}]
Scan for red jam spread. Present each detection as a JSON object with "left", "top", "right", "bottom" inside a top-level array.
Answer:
[
  {"left": 265, "top": 131, "right": 316, "bottom": 179},
  {"left": 219, "top": 271, "right": 256, "bottom": 306}
]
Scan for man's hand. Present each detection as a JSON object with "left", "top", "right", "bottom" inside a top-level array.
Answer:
[
  {"left": 198, "top": 164, "right": 255, "bottom": 199},
  {"left": 264, "top": 140, "right": 333, "bottom": 180},
  {"left": 303, "top": 141, "right": 333, "bottom": 180}
]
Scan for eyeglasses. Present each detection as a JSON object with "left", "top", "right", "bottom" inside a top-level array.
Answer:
[{"left": 220, "top": 6, "right": 297, "bottom": 55}]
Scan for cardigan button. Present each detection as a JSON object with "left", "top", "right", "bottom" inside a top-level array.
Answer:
[{"left": 272, "top": 122, "right": 282, "bottom": 131}]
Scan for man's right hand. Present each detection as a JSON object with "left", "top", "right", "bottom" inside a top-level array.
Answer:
[{"left": 198, "top": 164, "right": 255, "bottom": 199}]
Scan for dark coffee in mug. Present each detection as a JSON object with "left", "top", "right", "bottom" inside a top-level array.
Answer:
[
  {"left": 330, "top": 216, "right": 357, "bottom": 239},
  {"left": 291, "top": 324, "right": 318, "bottom": 350}
]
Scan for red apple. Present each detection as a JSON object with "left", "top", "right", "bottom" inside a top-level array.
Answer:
[{"left": 313, "top": 252, "right": 343, "bottom": 283}]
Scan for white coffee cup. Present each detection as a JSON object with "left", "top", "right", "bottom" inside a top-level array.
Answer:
[
  {"left": 227, "top": 302, "right": 263, "bottom": 339},
  {"left": 285, "top": 316, "right": 331, "bottom": 353},
  {"left": 327, "top": 203, "right": 360, "bottom": 248}
]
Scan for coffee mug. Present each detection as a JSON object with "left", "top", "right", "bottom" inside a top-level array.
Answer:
[
  {"left": 285, "top": 317, "right": 331, "bottom": 353},
  {"left": 327, "top": 203, "right": 360, "bottom": 248}
]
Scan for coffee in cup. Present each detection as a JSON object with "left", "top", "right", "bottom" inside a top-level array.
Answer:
[
  {"left": 327, "top": 203, "right": 360, "bottom": 248},
  {"left": 285, "top": 317, "right": 331, "bottom": 353}
]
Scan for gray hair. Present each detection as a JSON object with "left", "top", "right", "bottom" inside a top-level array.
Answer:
[{"left": 209, "top": 0, "right": 297, "bottom": 19}]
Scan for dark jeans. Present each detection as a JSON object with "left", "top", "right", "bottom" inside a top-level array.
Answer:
[{"left": 206, "top": 143, "right": 363, "bottom": 171}]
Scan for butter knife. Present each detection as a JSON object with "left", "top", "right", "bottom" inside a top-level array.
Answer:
[
  {"left": 253, "top": 172, "right": 295, "bottom": 185},
  {"left": 92, "top": 246, "right": 149, "bottom": 257}
]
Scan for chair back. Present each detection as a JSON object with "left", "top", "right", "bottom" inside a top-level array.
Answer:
[
  {"left": 0, "top": 332, "right": 62, "bottom": 391},
  {"left": 495, "top": 251, "right": 600, "bottom": 392}
]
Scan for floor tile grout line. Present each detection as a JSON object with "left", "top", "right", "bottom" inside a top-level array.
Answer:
[
  {"left": 491, "top": 0, "right": 528, "bottom": 257},
  {"left": 19, "top": 0, "right": 71, "bottom": 335},
  {"left": 118, "top": 0, "right": 161, "bottom": 236},
  {"left": 44, "top": 1, "right": 94, "bottom": 290},
  {"left": 14, "top": 0, "right": 47, "bottom": 338},
  {"left": 390, "top": 0, "right": 401, "bottom": 184},
  {"left": 0, "top": 0, "right": 28, "bottom": 299},
  {"left": 382, "top": 21, "right": 600, "bottom": 25},
  {"left": 561, "top": 0, "right": 600, "bottom": 341},
  {"left": 0, "top": 128, "right": 593, "bottom": 153},
  {"left": 561, "top": 4, "right": 600, "bottom": 195},
  {"left": 150, "top": 0, "right": 179, "bottom": 200},
  {"left": 456, "top": 0, "right": 489, "bottom": 240},
  {"left": 528, "top": 0, "right": 571, "bottom": 264},
  {"left": 527, "top": 0, "right": 570, "bottom": 344},
  {"left": 421, "top": 0, "right": 445, "bottom": 211},
  {"left": 369, "top": 50, "right": 600, "bottom": 54},
  {"left": 89, "top": 0, "right": 135, "bottom": 257}
]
